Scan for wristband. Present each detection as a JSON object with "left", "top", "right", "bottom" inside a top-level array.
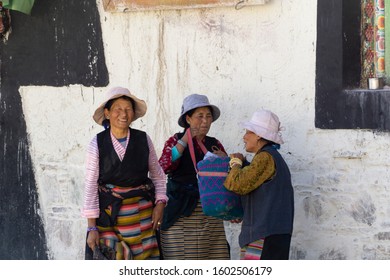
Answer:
[
  {"left": 171, "top": 146, "right": 181, "bottom": 161},
  {"left": 87, "top": 226, "right": 98, "bottom": 232},
  {"left": 177, "top": 139, "right": 187, "bottom": 148},
  {"left": 229, "top": 158, "right": 243, "bottom": 168}
]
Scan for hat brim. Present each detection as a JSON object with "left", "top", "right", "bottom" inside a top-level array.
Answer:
[
  {"left": 93, "top": 93, "right": 147, "bottom": 125},
  {"left": 178, "top": 105, "right": 220, "bottom": 127},
  {"left": 241, "top": 121, "right": 284, "bottom": 145}
]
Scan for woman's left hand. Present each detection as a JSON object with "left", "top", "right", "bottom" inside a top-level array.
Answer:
[
  {"left": 211, "top": 146, "right": 227, "bottom": 157},
  {"left": 152, "top": 203, "right": 165, "bottom": 230},
  {"left": 213, "top": 149, "right": 227, "bottom": 157},
  {"left": 229, "top": 153, "right": 244, "bottom": 161}
]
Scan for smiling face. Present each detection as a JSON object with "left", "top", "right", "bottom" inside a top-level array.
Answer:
[
  {"left": 243, "top": 129, "right": 261, "bottom": 153},
  {"left": 104, "top": 97, "right": 134, "bottom": 131},
  {"left": 186, "top": 106, "right": 213, "bottom": 137}
]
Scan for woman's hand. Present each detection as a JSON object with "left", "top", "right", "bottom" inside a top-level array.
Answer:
[
  {"left": 229, "top": 153, "right": 244, "bottom": 161},
  {"left": 152, "top": 203, "right": 165, "bottom": 230},
  {"left": 87, "top": 230, "right": 100, "bottom": 250},
  {"left": 213, "top": 149, "right": 227, "bottom": 157},
  {"left": 183, "top": 127, "right": 201, "bottom": 139},
  {"left": 190, "top": 127, "right": 201, "bottom": 139}
]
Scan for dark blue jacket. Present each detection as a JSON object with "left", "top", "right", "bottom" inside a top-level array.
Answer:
[{"left": 239, "top": 145, "right": 294, "bottom": 247}]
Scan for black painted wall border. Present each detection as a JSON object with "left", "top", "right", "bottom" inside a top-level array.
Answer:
[
  {"left": 316, "top": 0, "right": 390, "bottom": 131},
  {"left": 0, "top": 0, "right": 109, "bottom": 259}
]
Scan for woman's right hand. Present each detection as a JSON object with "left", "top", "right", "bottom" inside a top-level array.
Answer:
[
  {"left": 87, "top": 230, "right": 100, "bottom": 250},
  {"left": 229, "top": 153, "right": 244, "bottom": 161},
  {"left": 190, "top": 127, "right": 201, "bottom": 138}
]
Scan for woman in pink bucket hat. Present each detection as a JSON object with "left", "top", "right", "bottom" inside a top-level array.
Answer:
[
  {"left": 224, "top": 109, "right": 294, "bottom": 260},
  {"left": 82, "top": 87, "right": 168, "bottom": 260}
]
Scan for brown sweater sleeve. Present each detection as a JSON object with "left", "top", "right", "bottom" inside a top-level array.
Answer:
[{"left": 224, "top": 151, "right": 275, "bottom": 195}]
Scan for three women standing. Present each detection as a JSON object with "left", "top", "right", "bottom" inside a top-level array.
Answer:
[{"left": 82, "top": 88, "right": 293, "bottom": 260}]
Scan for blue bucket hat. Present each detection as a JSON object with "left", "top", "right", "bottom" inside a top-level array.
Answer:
[{"left": 178, "top": 94, "right": 221, "bottom": 127}]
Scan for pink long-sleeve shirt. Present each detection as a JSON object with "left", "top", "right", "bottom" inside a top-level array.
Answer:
[{"left": 82, "top": 129, "right": 167, "bottom": 218}]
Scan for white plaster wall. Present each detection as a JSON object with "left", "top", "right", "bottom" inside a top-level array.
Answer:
[{"left": 20, "top": 0, "right": 390, "bottom": 260}]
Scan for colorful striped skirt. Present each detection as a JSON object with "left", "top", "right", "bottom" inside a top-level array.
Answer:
[
  {"left": 98, "top": 195, "right": 159, "bottom": 260},
  {"left": 240, "top": 239, "right": 265, "bottom": 260},
  {"left": 160, "top": 201, "right": 230, "bottom": 260}
]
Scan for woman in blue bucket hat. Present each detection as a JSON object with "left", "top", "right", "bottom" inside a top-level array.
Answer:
[{"left": 158, "top": 93, "right": 230, "bottom": 259}]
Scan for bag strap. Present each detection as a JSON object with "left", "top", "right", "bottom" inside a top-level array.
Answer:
[{"left": 186, "top": 129, "right": 208, "bottom": 173}]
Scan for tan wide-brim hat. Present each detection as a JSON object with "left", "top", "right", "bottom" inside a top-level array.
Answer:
[
  {"left": 93, "top": 87, "right": 147, "bottom": 125},
  {"left": 240, "top": 109, "right": 284, "bottom": 145}
]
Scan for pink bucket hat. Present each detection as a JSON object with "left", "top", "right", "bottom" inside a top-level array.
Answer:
[
  {"left": 240, "top": 109, "right": 284, "bottom": 144},
  {"left": 93, "top": 87, "right": 147, "bottom": 125}
]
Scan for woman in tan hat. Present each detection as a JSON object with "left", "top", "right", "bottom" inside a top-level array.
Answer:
[
  {"left": 82, "top": 87, "right": 167, "bottom": 260},
  {"left": 158, "top": 93, "right": 230, "bottom": 260},
  {"left": 224, "top": 109, "right": 294, "bottom": 260}
]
